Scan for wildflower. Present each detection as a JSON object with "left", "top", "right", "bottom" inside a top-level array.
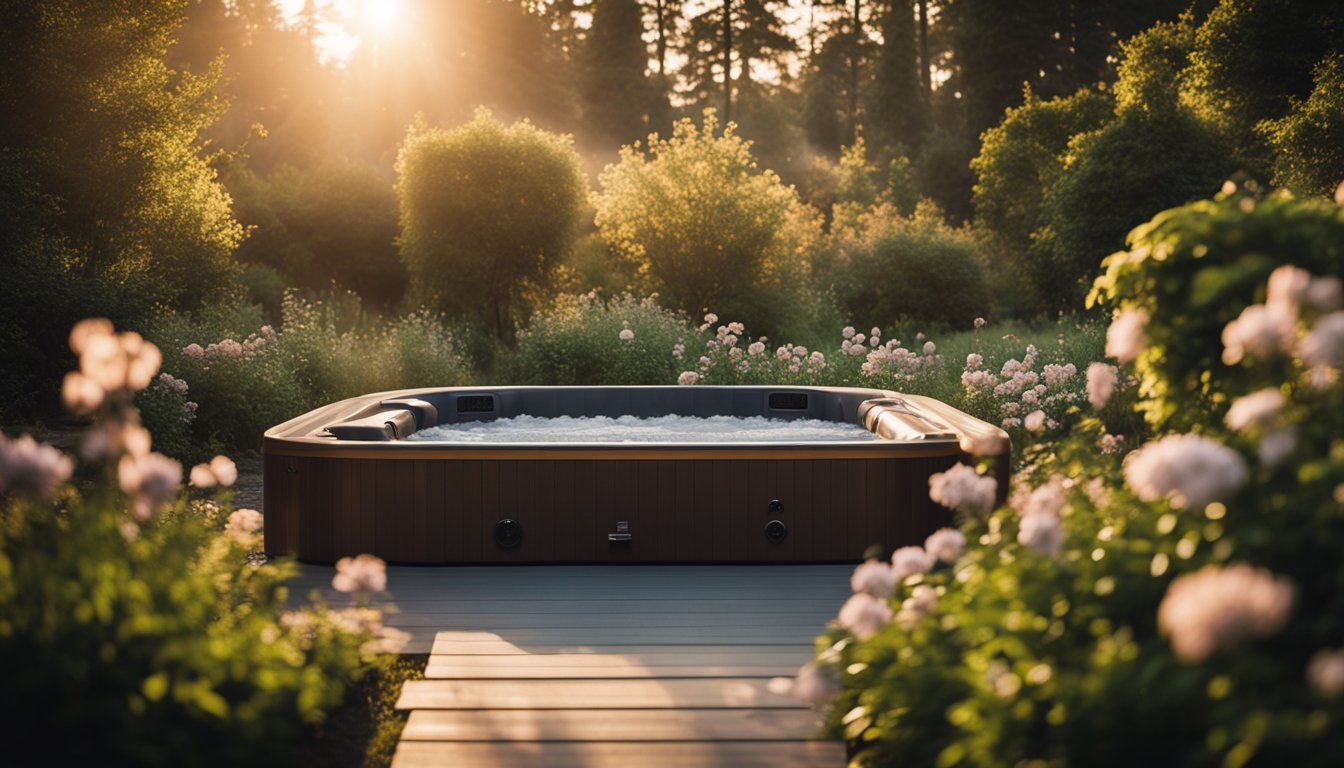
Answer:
[
  {"left": 747, "top": 341, "right": 765, "bottom": 356},
  {"left": 120, "top": 521, "right": 140, "bottom": 542},
  {"left": 61, "top": 371, "right": 105, "bottom": 413},
  {"left": 727, "top": 322, "right": 744, "bottom": 334},
  {"left": 1025, "top": 409, "right": 1047, "bottom": 432},
  {"left": 960, "top": 431, "right": 1008, "bottom": 457},
  {"left": 672, "top": 343, "right": 684, "bottom": 359},
  {"left": 1258, "top": 428, "right": 1296, "bottom": 466},
  {"left": 677, "top": 371, "right": 698, "bottom": 386},
  {"left": 1158, "top": 564, "right": 1293, "bottom": 662},
  {"left": 809, "top": 351, "right": 826, "bottom": 367},
  {"left": 704, "top": 313, "right": 718, "bottom": 325},
  {"left": 226, "top": 508, "right": 264, "bottom": 543},
  {"left": 965, "top": 353, "right": 983, "bottom": 370},
  {"left": 793, "top": 346, "right": 808, "bottom": 357},
  {"left": 890, "top": 546, "right": 934, "bottom": 580},
  {"left": 1224, "top": 388, "right": 1284, "bottom": 432},
  {"left": 1308, "top": 649, "right": 1344, "bottom": 697},
  {"left": 1086, "top": 363, "right": 1118, "bottom": 409},
  {"left": 619, "top": 328, "right": 635, "bottom": 341},
  {"left": 870, "top": 327, "right": 881, "bottom": 338},
  {"left": 1124, "top": 433, "right": 1248, "bottom": 510},
  {"left": 837, "top": 592, "right": 893, "bottom": 640},
  {"left": 1221, "top": 303, "right": 1296, "bottom": 364},
  {"left": 1100, "top": 434, "right": 1125, "bottom": 454},
  {"left": 1018, "top": 511, "right": 1063, "bottom": 555},
  {"left": 1105, "top": 308, "right": 1149, "bottom": 364},
  {"left": 1266, "top": 265, "right": 1311, "bottom": 309},
  {"left": 922, "top": 341, "right": 936, "bottom": 355},
  {"left": 852, "top": 333, "right": 866, "bottom": 346},
  {"left": 974, "top": 317, "right": 986, "bottom": 328},
  {"left": 0, "top": 434, "right": 73, "bottom": 499},
  {"left": 206, "top": 339, "right": 243, "bottom": 358},
  {"left": 76, "top": 324, "right": 160, "bottom": 392},
  {"left": 850, "top": 560, "right": 898, "bottom": 597},
  {"left": 1019, "top": 477, "right": 1066, "bottom": 520},
  {"left": 333, "top": 553, "right": 388, "bottom": 594},
  {"left": 769, "top": 661, "right": 840, "bottom": 705},
  {"left": 842, "top": 326, "right": 856, "bottom": 339},
  {"left": 1301, "top": 311, "right": 1344, "bottom": 370},
  {"left": 896, "top": 584, "right": 939, "bottom": 628},
  {"left": 190, "top": 455, "right": 238, "bottom": 488},
  {"left": 929, "top": 464, "right": 997, "bottom": 515},
  {"left": 1306, "top": 276, "right": 1342, "bottom": 311},
  {"left": 118, "top": 452, "right": 182, "bottom": 520},
  {"left": 923, "top": 528, "right": 966, "bottom": 564},
  {"left": 182, "top": 343, "right": 205, "bottom": 359}
]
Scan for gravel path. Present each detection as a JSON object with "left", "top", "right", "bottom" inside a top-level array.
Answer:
[{"left": 233, "top": 454, "right": 264, "bottom": 512}]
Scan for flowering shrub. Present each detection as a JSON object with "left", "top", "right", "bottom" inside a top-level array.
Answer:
[
  {"left": 509, "top": 292, "right": 696, "bottom": 385},
  {"left": 790, "top": 191, "right": 1344, "bottom": 766},
  {"left": 1, "top": 320, "right": 401, "bottom": 765}
]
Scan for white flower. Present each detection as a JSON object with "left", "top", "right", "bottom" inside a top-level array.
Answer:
[
  {"left": 890, "top": 546, "right": 934, "bottom": 580},
  {"left": 770, "top": 661, "right": 840, "bottom": 705},
  {"left": 1017, "top": 477, "right": 1066, "bottom": 520},
  {"left": 1123, "top": 433, "right": 1248, "bottom": 509},
  {"left": 677, "top": 371, "right": 698, "bottom": 386},
  {"left": 975, "top": 317, "right": 986, "bottom": 328},
  {"left": 747, "top": 341, "right": 765, "bottom": 356},
  {"left": 333, "top": 553, "right": 388, "bottom": 594},
  {"left": 837, "top": 592, "right": 893, "bottom": 640},
  {"left": 76, "top": 323, "right": 161, "bottom": 391},
  {"left": 1086, "top": 363, "right": 1117, "bottom": 409},
  {"left": 1266, "top": 265, "right": 1312, "bottom": 309},
  {"left": 897, "top": 584, "right": 939, "bottom": 628},
  {"left": 842, "top": 326, "right": 856, "bottom": 339},
  {"left": 1105, "top": 308, "right": 1148, "bottom": 364},
  {"left": 1301, "top": 311, "right": 1344, "bottom": 370},
  {"left": 619, "top": 328, "right": 635, "bottom": 341},
  {"left": 704, "top": 313, "right": 718, "bottom": 325},
  {"left": 1158, "top": 564, "right": 1293, "bottom": 662},
  {"left": 190, "top": 454, "right": 238, "bottom": 488},
  {"left": 923, "top": 528, "right": 966, "bottom": 564},
  {"left": 1221, "top": 302, "right": 1297, "bottom": 364},
  {"left": 870, "top": 327, "right": 881, "bottom": 338},
  {"left": 226, "top": 508, "right": 264, "bottom": 542},
  {"left": 1308, "top": 649, "right": 1344, "bottom": 697},
  {"left": 922, "top": 341, "right": 936, "bottom": 355},
  {"left": 1258, "top": 428, "right": 1296, "bottom": 466},
  {"left": 0, "top": 434, "right": 73, "bottom": 499},
  {"left": 1306, "top": 276, "right": 1342, "bottom": 311},
  {"left": 1018, "top": 511, "right": 1063, "bottom": 555},
  {"left": 1024, "top": 409, "right": 1047, "bottom": 432},
  {"left": 850, "top": 560, "right": 898, "bottom": 597},
  {"left": 118, "top": 452, "right": 182, "bottom": 519},
  {"left": 965, "top": 353, "right": 983, "bottom": 370},
  {"left": 928, "top": 463, "right": 997, "bottom": 515},
  {"left": 61, "top": 371, "right": 105, "bottom": 413},
  {"left": 1224, "top": 388, "right": 1284, "bottom": 432}
]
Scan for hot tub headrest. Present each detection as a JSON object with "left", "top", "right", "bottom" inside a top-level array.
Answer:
[
  {"left": 326, "top": 408, "right": 418, "bottom": 441},
  {"left": 379, "top": 398, "right": 438, "bottom": 430}
]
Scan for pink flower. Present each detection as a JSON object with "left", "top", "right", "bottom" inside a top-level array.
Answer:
[
  {"left": 896, "top": 584, "right": 939, "bottom": 628},
  {"left": 1224, "top": 388, "right": 1284, "bottom": 432},
  {"left": 1266, "top": 265, "right": 1311, "bottom": 309},
  {"left": 1124, "top": 433, "right": 1248, "bottom": 510},
  {"left": 61, "top": 371, "right": 105, "bottom": 413},
  {"left": 333, "top": 553, "right": 388, "bottom": 594},
  {"left": 1018, "top": 511, "right": 1063, "bottom": 555},
  {"left": 769, "top": 661, "right": 840, "bottom": 705},
  {"left": 1221, "top": 302, "right": 1296, "bottom": 365},
  {"left": 850, "top": 560, "right": 898, "bottom": 597},
  {"left": 677, "top": 371, "right": 698, "bottom": 386},
  {"left": 118, "top": 452, "right": 182, "bottom": 519},
  {"left": 226, "top": 508, "right": 264, "bottom": 542},
  {"left": 190, "top": 455, "right": 238, "bottom": 488},
  {"left": 1308, "top": 649, "right": 1344, "bottom": 697},
  {"left": 1301, "top": 311, "right": 1344, "bottom": 370},
  {"left": 923, "top": 528, "right": 966, "bottom": 564},
  {"left": 890, "top": 546, "right": 934, "bottom": 580},
  {"left": 1158, "top": 564, "right": 1293, "bottom": 662},
  {"left": 837, "top": 592, "right": 893, "bottom": 640},
  {"left": 0, "top": 434, "right": 73, "bottom": 499},
  {"left": 1105, "top": 308, "right": 1148, "bottom": 364},
  {"left": 182, "top": 343, "right": 205, "bottom": 360},
  {"left": 1086, "top": 363, "right": 1117, "bottom": 409},
  {"left": 618, "top": 328, "right": 635, "bottom": 341},
  {"left": 1024, "top": 409, "right": 1047, "bottom": 432},
  {"left": 929, "top": 463, "right": 997, "bottom": 514}
]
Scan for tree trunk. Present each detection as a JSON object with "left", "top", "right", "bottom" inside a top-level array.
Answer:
[
  {"left": 917, "top": 0, "right": 930, "bottom": 99},
  {"left": 722, "top": 0, "right": 732, "bottom": 122},
  {"left": 849, "top": 0, "right": 861, "bottom": 140},
  {"left": 655, "top": 0, "right": 667, "bottom": 75}
]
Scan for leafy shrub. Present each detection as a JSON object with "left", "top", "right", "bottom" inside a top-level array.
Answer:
[
  {"left": 397, "top": 109, "right": 587, "bottom": 341},
  {"left": 594, "top": 111, "right": 823, "bottom": 337},
  {"left": 799, "top": 191, "right": 1344, "bottom": 767},
  {"left": 509, "top": 292, "right": 695, "bottom": 385},
  {"left": 1261, "top": 54, "right": 1344, "bottom": 200},
  {"left": 831, "top": 201, "right": 991, "bottom": 328},
  {"left": 0, "top": 320, "right": 394, "bottom": 767}
]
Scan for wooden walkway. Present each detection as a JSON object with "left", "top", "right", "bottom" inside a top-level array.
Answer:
[{"left": 291, "top": 564, "right": 851, "bottom": 767}]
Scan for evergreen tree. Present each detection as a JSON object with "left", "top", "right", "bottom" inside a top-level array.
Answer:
[
  {"left": 680, "top": 0, "right": 796, "bottom": 122},
  {"left": 580, "top": 0, "right": 668, "bottom": 149},
  {"left": 865, "top": 0, "right": 923, "bottom": 155}
]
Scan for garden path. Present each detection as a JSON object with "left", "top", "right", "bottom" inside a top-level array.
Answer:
[{"left": 290, "top": 564, "right": 851, "bottom": 767}]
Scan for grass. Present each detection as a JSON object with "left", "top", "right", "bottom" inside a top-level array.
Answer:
[{"left": 300, "top": 654, "right": 428, "bottom": 768}]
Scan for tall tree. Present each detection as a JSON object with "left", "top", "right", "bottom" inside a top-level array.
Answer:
[
  {"left": 681, "top": 0, "right": 795, "bottom": 122},
  {"left": 865, "top": 0, "right": 923, "bottom": 153},
  {"left": 580, "top": 0, "right": 668, "bottom": 149}
]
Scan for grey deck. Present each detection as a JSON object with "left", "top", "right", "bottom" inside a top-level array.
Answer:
[{"left": 290, "top": 564, "right": 852, "bottom": 767}]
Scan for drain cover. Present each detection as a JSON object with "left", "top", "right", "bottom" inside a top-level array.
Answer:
[{"left": 494, "top": 518, "right": 523, "bottom": 549}]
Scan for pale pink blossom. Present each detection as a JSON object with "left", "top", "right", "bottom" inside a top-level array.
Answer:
[
  {"left": 1221, "top": 302, "right": 1296, "bottom": 365},
  {"left": 1306, "top": 276, "right": 1342, "bottom": 311},
  {"left": 924, "top": 528, "right": 966, "bottom": 564},
  {"left": 769, "top": 661, "right": 840, "bottom": 705},
  {"left": 842, "top": 326, "right": 856, "bottom": 339},
  {"left": 0, "top": 434, "right": 73, "bottom": 499},
  {"left": 1018, "top": 478, "right": 1066, "bottom": 520},
  {"left": 1224, "top": 388, "right": 1284, "bottom": 432},
  {"left": 118, "top": 452, "right": 182, "bottom": 519},
  {"left": 747, "top": 341, "right": 765, "bottom": 356},
  {"left": 618, "top": 328, "right": 635, "bottom": 341},
  {"left": 922, "top": 341, "right": 936, "bottom": 355},
  {"left": 363, "top": 625, "right": 413, "bottom": 655},
  {"left": 1266, "top": 265, "right": 1312, "bottom": 309},
  {"left": 226, "top": 508, "right": 264, "bottom": 542},
  {"left": 1158, "top": 564, "right": 1293, "bottom": 662},
  {"left": 1105, "top": 308, "right": 1149, "bottom": 364},
  {"left": 677, "top": 371, "right": 698, "bottom": 385},
  {"left": 1124, "top": 433, "right": 1248, "bottom": 509},
  {"left": 870, "top": 327, "right": 881, "bottom": 338},
  {"left": 69, "top": 318, "right": 115, "bottom": 355},
  {"left": 1087, "top": 362, "right": 1118, "bottom": 409},
  {"left": 1308, "top": 649, "right": 1344, "bottom": 697},
  {"left": 77, "top": 326, "right": 160, "bottom": 391},
  {"left": 1258, "top": 428, "right": 1296, "bottom": 466},
  {"left": 703, "top": 313, "right": 718, "bottom": 325},
  {"left": 1018, "top": 510, "right": 1064, "bottom": 555},
  {"left": 928, "top": 463, "right": 997, "bottom": 514},
  {"left": 1301, "top": 311, "right": 1344, "bottom": 370},
  {"left": 837, "top": 592, "right": 893, "bottom": 640},
  {"left": 965, "top": 353, "right": 983, "bottom": 370},
  {"left": 333, "top": 553, "right": 388, "bottom": 594},
  {"left": 974, "top": 317, "right": 986, "bottom": 328},
  {"left": 896, "top": 584, "right": 939, "bottom": 628},
  {"left": 850, "top": 559, "right": 898, "bottom": 597},
  {"left": 1025, "top": 409, "right": 1047, "bottom": 432},
  {"left": 1100, "top": 434, "right": 1125, "bottom": 454},
  {"left": 890, "top": 546, "right": 934, "bottom": 580},
  {"left": 61, "top": 371, "right": 105, "bottom": 413},
  {"left": 181, "top": 343, "right": 205, "bottom": 360}
]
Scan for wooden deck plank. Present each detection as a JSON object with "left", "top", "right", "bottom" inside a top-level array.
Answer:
[
  {"left": 397, "top": 678, "right": 804, "bottom": 710},
  {"left": 426, "top": 663, "right": 799, "bottom": 680},
  {"left": 427, "top": 650, "right": 809, "bottom": 667},
  {"left": 392, "top": 740, "right": 845, "bottom": 768},
  {"left": 428, "top": 637, "right": 814, "bottom": 656},
  {"left": 400, "top": 708, "right": 825, "bottom": 742},
  {"left": 422, "top": 627, "right": 824, "bottom": 645}
]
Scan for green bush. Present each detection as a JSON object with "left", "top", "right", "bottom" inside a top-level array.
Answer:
[
  {"left": 1262, "top": 54, "right": 1344, "bottom": 200},
  {"left": 831, "top": 201, "right": 991, "bottom": 328},
  {"left": 0, "top": 322, "right": 391, "bottom": 767},
  {"left": 397, "top": 110, "right": 587, "bottom": 341},
  {"left": 509, "top": 292, "right": 695, "bottom": 385},
  {"left": 594, "top": 111, "right": 823, "bottom": 337},
  {"left": 804, "top": 191, "right": 1344, "bottom": 767}
]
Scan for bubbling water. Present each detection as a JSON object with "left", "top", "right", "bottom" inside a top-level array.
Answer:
[{"left": 407, "top": 414, "right": 881, "bottom": 443}]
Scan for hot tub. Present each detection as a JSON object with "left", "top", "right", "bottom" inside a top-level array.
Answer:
[{"left": 263, "top": 386, "right": 1008, "bottom": 564}]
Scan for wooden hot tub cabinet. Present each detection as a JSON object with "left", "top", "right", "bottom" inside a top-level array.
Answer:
[{"left": 263, "top": 386, "right": 1009, "bottom": 565}]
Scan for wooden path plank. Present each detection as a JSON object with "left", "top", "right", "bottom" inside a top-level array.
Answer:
[
  {"left": 400, "top": 708, "right": 825, "bottom": 742},
  {"left": 397, "top": 678, "right": 804, "bottom": 710},
  {"left": 391, "top": 741, "right": 846, "bottom": 768}
]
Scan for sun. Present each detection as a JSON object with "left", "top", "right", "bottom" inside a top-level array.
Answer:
[{"left": 356, "top": 0, "right": 409, "bottom": 38}]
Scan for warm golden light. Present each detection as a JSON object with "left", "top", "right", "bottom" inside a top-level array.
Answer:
[{"left": 356, "top": 0, "right": 408, "bottom": 38}]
